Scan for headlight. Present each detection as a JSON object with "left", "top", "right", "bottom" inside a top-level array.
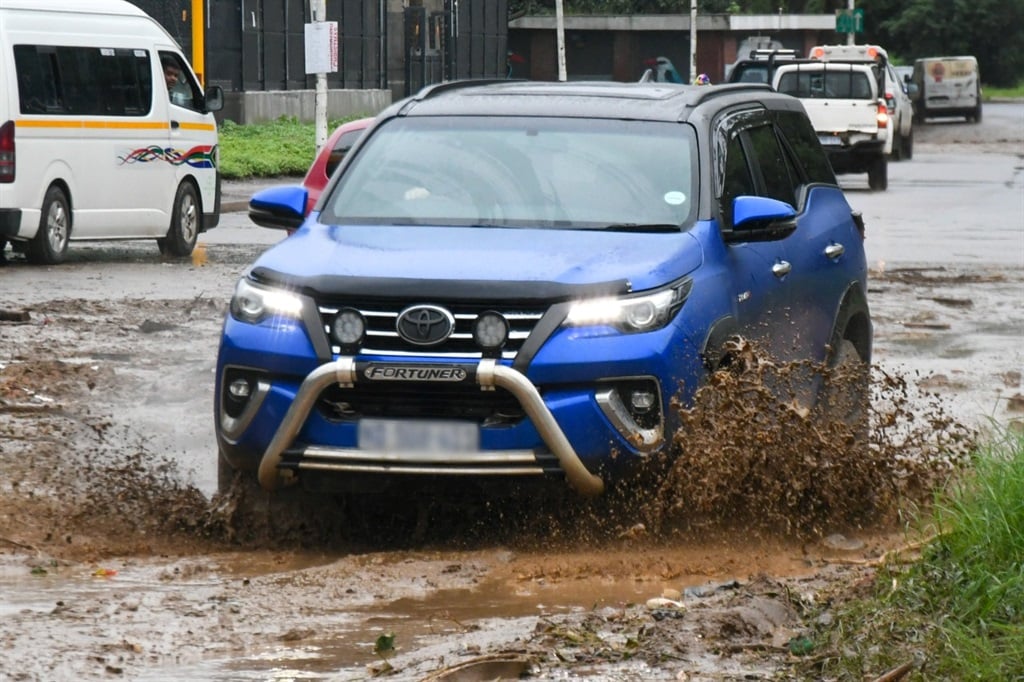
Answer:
[
  {"left": 230, "top": 277, "right": 304, "bottom": 324},
  {"left": 565, "top": 279, "right": 692, "bottom": 333}
]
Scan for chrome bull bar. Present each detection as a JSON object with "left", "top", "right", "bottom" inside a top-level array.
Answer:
[{"left": 256, "top": 358, "right": 605, "bottom": 497}]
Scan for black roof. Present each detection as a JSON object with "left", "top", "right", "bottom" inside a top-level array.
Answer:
[{"left": 391, "top": 79, "right": 780, "bottom": 123}]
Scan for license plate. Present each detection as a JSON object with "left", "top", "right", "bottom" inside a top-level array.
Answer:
[
  {"left": 358, "top": 419, "right": 479, "bottom": 453},
  {"left": 818, "top": 135, "right": 842, "bottom": 146}
]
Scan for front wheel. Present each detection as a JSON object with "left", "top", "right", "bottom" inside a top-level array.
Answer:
[
  {"left": 28, "top": 185, "right": 71, "bottom": 265},
  {"left": 158, "top": 181, "right": 200, "bottom": 257},
  {"left": 815, "top": 339, "right": 869, "bottom": 446}
]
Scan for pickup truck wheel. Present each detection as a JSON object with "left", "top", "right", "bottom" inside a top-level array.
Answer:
[
  {"left": 28, "top": 185, "right": 71, "bottom": 265},
  {"left": 902, "top": 127, "right": 914, "bottom": 160},
  {"left": 868, "top": 157, "right": 888, "bottom": 191},
  {"left": 868, "top": 156, "right": 884, "bottom": 191}
]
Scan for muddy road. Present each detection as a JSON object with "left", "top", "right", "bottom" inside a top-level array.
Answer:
[{"left": 1, "top": 105, "right": 1021, "bottom": 681}]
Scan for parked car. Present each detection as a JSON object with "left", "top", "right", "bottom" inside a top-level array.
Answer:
[
  {"left": 220, "top": 80, "right": 871, "bottom": 503},
  {"left": 911, "top": 56, "right": 982, "bottom": 123},
  {"left": 301, "top": 117, "right": 373, "bottom": 215}
]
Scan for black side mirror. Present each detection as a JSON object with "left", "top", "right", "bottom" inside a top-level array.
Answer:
[{"left": 204, "top": 85, "right": 224, "bottom": 113}]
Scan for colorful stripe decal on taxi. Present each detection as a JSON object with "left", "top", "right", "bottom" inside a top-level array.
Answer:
[
  {"left": 118, "top": 145, "right": 217, "bottom": 169},
  {"left": 15, "top": 119, "right": 216, "bottom": 132}
]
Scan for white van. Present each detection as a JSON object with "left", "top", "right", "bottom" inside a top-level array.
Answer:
[
  {"left": 911, "top": 56, "right": 982, "bottom": 123},
  {"left": 0, "top": 0, "right": 224, "bottom": 264}
]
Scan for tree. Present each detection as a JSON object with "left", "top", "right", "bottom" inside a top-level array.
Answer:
[{"left": 872, "top": 0, "right": 1024, "bottom": 85}]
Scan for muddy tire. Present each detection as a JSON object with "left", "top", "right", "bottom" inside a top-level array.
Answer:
[
  {"left": 816, "top": 339, "right": 869, "bottom": 446},
  {"left": 28, "top": 185, "right": 71, "bottom": 265},
  {"left": 158, "top": 181, "right": 200, "bottom": 257},
  {"left": 867, "top": 156, "right": 888, "bottom": 192}
]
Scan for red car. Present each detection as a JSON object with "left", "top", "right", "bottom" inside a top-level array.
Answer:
[{"left": 301, "top": 116, "right": 373, "bottom": 215}]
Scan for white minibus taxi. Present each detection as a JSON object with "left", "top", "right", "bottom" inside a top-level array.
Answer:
[{"left": 0, "top": 0, "right": 224, "bottom": 264}]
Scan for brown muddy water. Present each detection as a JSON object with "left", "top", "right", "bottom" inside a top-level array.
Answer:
[{"left": 2, "top": 115, "right": 1022, "bottom": 678}]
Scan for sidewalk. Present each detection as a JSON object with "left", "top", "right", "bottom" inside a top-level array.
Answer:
[{"left": 221, "top": 176, "right": 301, "bottom": 213}]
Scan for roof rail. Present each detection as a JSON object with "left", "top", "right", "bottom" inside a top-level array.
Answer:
[{"left": 413, "top": 78, "right": 516, "bottom": 102}]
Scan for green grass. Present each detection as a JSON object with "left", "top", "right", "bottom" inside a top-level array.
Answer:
[
  {"left": 983, "top": 82, "right": 1024, "bottom": 100},
  {"left": 218, "top": 115, "right": 370, "bottom": 180},
  {"left": 810, "top": 427, "right": 1024, "bottom": 680}
]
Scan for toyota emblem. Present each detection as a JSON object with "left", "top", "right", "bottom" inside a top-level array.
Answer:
[{"left": 396, "top": 305, "right": 455, "bottom": 346}]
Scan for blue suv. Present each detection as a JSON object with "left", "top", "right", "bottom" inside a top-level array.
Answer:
[{"left": 216, "top": 80, "right": 871, "bottom": 500}]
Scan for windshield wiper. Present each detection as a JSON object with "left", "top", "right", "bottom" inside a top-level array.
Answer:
[{"left": 598, "top": 223, "right": 681, "bottom": 233}]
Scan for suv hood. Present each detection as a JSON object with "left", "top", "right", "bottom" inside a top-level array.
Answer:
[{"left": 250, "top": 223, "right": 702, "bottom": 299}]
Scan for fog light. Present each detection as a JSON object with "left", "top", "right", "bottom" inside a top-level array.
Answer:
[
  {"left": 332, "top": 308, "right": 365, "bottom": 346},
  {"left": 473, "top": 312, "right": 508, "bottom": 349},
  {"left": 629, "top": 389, "right": 657, "bottom": 413},
  {"left": 228, "top": 378, "right": 251, "bottom": 399}
]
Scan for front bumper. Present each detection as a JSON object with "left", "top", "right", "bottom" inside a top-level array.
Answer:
[
  {"left": 217, "top": 348, "right": 679, "bottom": 497},
  {"left": 249, "top": 358, "right": 606, "bottom": 496}
]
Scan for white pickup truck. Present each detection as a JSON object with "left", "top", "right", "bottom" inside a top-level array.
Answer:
[{"left": 773, "top": 62, "right": 889, "bottom": 191}]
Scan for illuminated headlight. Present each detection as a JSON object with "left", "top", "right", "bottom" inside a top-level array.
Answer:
[
  {"left": 332, "top": 308, "right": 366, "bottom": 346},
  {"left": 565, "top": 279, "right": 692, "bottom": 333},
  {"left": 473, "top": 312, "right": 509, "bottom": 349},
  {"left": 230, "top": 278, "right": 303, "bottom": 323}
]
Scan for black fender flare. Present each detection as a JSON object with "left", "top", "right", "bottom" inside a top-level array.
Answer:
[
  {"left": 701, "top": 315, "right": 740, "bottom": 371},
  {"left": 827, "top": 282, "right": 872, "bottom": 366}
]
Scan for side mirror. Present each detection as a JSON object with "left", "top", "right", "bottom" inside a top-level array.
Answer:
[
  {"left": 906, "top": 82, "right": 919, "bottom": 97},
  {"left": 725, "top": 195, "right": 797, "bottom": 243},
  {"left": 204, "top": 85, "right": 224, "bottom": 113},
  {"left": 249, "top": 185, "right": 308, "bottom": 231}
]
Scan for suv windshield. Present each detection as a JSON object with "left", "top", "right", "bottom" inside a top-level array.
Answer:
[{"left": 321, "top": 116, "right": 697, "bottom": 230}]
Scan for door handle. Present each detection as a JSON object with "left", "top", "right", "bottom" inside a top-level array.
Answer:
[
  {"left": 824, "top": 243, "right": 845, "bottom": 259},
  {"left": 170, "top": 120, "right": 180, "bottom": 130},
  {"left": 772, "top": 260, "right": 792, "bottom": 278}
]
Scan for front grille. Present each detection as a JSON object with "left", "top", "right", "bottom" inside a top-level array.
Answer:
[
  {"left": 318, "top": 299, "right": 547, "bottom": 359},
  {"left": 316, "top": 382, "right": 525, "bottom": 424}
]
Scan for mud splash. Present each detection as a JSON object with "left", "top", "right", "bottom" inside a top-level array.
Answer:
[{"left": 202, "top": 338, "right": 977, "bottom": 555}]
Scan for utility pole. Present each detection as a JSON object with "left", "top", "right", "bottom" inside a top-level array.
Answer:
[
  {"left": 847, "top": 0, "right": 855, "bottom": 45},
  {"left": 312, "top": 0, "right": 328, "bottom": 154},
  {"left": 689, "top": 0, "right": 697, "bottom": 83},
  {"left": 555, "top": 0, "right": 566, "bottom": 81}
]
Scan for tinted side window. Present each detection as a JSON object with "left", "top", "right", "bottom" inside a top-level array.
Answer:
[
  {"left": 14, "top": 45, "right": 152, "bottom": 117},
  {"left": 773, "top": 110, "right": 836, "bottom": 185},
  {"left": 745, "top": 124, "right": 796, "bottom": 207},
  {"left": 720, "top": 132, "right": 755, "bottom": 226}
]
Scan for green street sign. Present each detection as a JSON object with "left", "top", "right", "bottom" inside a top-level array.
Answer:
[{"left": 835, "top": 8, "right": 865, "bottom": 34}]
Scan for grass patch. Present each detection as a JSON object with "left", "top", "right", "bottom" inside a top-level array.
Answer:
[
  {"left": 983, "top": 82, "right": 1024, "bottom": 99},
  {"left": 808, "top": 426, "right": 1024, "bottom": 679},
  {"left": 218, "top": 115, "right": 370, "bottom": 180}
]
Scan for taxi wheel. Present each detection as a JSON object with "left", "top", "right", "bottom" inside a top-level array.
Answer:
[
  {"left": 28, "top": 185, "right": 71, "bottom": 265},
  {"left": 158, "top": 182, "right": 200, "bottom": 257}
]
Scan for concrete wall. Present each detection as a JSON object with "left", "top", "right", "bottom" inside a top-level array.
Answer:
[{"left": 219, "top": 89, "right": 393, "bottom": 125}]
